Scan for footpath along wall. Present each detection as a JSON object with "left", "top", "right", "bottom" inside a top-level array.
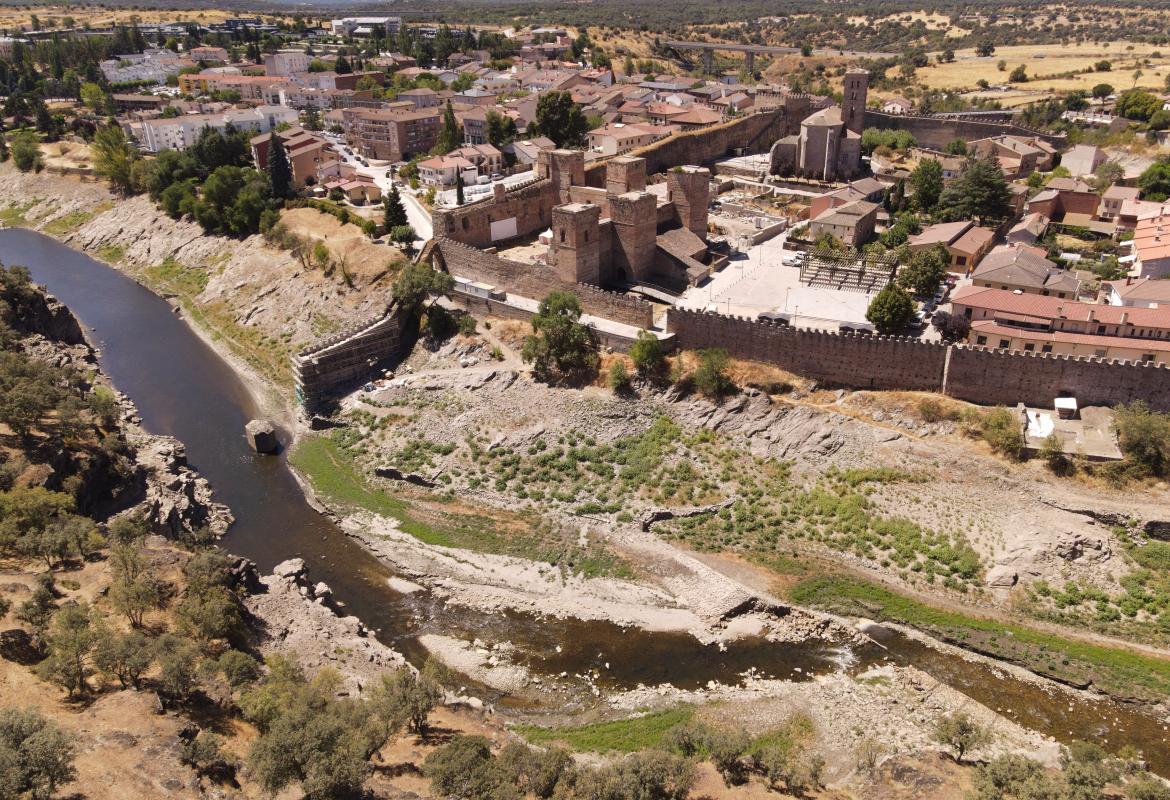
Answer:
[{"left": 667, "top": 308, "right": 1170, "bottom": 411}]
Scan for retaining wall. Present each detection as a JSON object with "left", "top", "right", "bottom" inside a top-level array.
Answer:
[{"left": 430, "top": 238, "right": 654, "bottom": 329}]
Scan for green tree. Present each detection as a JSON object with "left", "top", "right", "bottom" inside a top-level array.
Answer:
[
  {"left": 368, "top": 665, "right": 442, "bottom": 736},
  {"left": 154, "top": 634, "right": 202, "bottom": 702},
  {"left": 1115, "top": 89, "right": 1162, "bottom": 121},
  {"left": 1008, "top": 64, "right": 1027, "bottom": 83},
  {"left": 866, "top": 284, "right": 914, "bottom": 333},
  {"left": 0, "top": 487, "right": 73, "bottom": 560},
  {"left": 35, "top": 602, "right": 99, "bottom": 697},
  {"left": 79, "top": 81, "right": 105, "bottom": 111},
  {"left": 0, "top": 707, "right": 77, "bottom": 800},
  {"left": 1092, "top": 82, "right": 1114, "bottom": 99},
  {"left": 108, "top": 542, "right": 165, "bottom": 627},
  {"left": 392, "top": 262, "right": 454, "bottom": 316},
  {"left": 1114, "top": 400, "right": 1170, "bottom": 476},
  {"left": 436, "top": 99, "right": 462, "bottom": 154},
  {"left": 897, "top": 244, "right": 948, "bottom": 297},
  {"left": 92, "top": 124, "right": 140, "bottom": 195},
  {"left": 485, "top": 109, "right": 518, "bottom": 148},
  {"left": 692, "top": 348, "right": 733, "bottom": 399},
  {"left": 175, "top": 549, "right": 244, "bottom": 643},
  {"left": 608, "top": 359, "right": 630, "bottom": 391},
  {"left": 93, "top": 630, "right": 154, "bottom": 689},
  {"left": 934, "top": 713, "right": 990, "bottom": 763},
  {"left": 390, "top": 225, "right": 417, "bottom": 248},
  {"left": 1138, "top": 158, "right": 1170, "bottom": 201},
  {"left": 936, "top": 155, "right": 1012, "bottom": 223},
  {"left": 628, "top": 330, "right": 666, "bottom": 377},
  {"left": 383, "top": 183, "right": 408, "bottom": 228},
  {"left": 530, "top": 90, "right": 588, "bottom": 148},
  {"left": 266, "top": 131, "right": 293, "bottom": 200},
  {"left": 521, "top": 291, "right": 599, "bottom": 379},
  {"left": 910, "top": 157, "right": 944, "bottom": 211},
  {"left": 455, "top": 170, "right": 465, "bottom": 206},
  {"left": 9, "top": 131, "right": 42, "bottom": 173}
]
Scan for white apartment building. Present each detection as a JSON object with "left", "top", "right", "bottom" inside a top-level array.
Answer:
[
  {"left": 264, "top": 50, "right": 311, "bottom": 77},
  {"left": 330, "top": 16, "right": 402, "bottom": 37},
  {"left": 137, "top": 105, "right": 298, "bottom": 152}
]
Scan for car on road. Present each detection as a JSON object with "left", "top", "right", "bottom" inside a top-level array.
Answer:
[
  {"left": 781, "top": 256, "right": 799, "bottom": 266},
  {"left": 757, "top": 311, "right": 792, "bottom": 325}
]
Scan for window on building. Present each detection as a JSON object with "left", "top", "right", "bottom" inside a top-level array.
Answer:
[
  {"left": 1041, "top": 290, "right": 1049, "bottom": 296},
  {"left": 1024, "top": 343, "right": 1035, "bottom": 351},
  {"left": 560, "top": 229, "right": 565, "bottom": 242},
  {"left": 1041, "top": 344, "right": 1053, "bottom": 353},
  {"left": 963, "top": 307, "right": 973, "bottom": 319},
  {"left": 999, "top": 339, "right": 1010, "bottom": 348},
  {"left": 1144, "top": 354, "right": 1155, "bottom": 362},
  {"left": 976, "top": 335, "right": 987, "bottom": 345},
  {"left": 1094, "top": 349, "right": 1107, "bottom": 357},
  {"left": 1097, "top": 324, "right": 1106, "bottom": 334}
]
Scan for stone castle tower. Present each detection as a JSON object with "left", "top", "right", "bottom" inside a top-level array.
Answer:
[{"left": 842, "top": 68, "right": 869, "bottom": 135}]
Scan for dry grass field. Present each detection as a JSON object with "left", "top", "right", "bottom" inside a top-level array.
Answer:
[
  {"left": 916, "top": 41, "right": 1170, "bottom": 93},
  {"left": 0, "top": 5, "right": 277, "bottom": 31}
]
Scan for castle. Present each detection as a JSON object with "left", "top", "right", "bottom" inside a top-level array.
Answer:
[
  {"left": 434, "top": 149, "right": 717, "bottom": 291},
  {"left": 768, "top": 69, "right": 868, "bottom": 182}
]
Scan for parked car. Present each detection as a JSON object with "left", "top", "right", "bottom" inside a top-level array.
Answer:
[
  {"left": 490, "top": 172, "right": 503, "bottom": 180},
  {"left": 781, "top": 256, "right": 799, "bottom": 266},
  {"left": 839, "top": 323, "right": 874, "bottom": 335},
  {"left": 757, "top": 311, "right": 792, "bottom": 325}
]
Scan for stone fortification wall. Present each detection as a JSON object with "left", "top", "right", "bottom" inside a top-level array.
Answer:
[
  {"left": 667, "top": 308, "right": 1170, "bottom": 411},
  {"left": 582, "top": 109, "right": 797, "bottom": 188},
  {"left": 293, "top": 309, "right": 401, "bottom": 411},
  {"left": 667, "top": 309, "right": 947, "bottom": 391},
  {"left": 432, "top": 176, "right": 556, "bottom": 249},
  {"left": 862, "top": 111, "right": 1067, "bottom": 150},
  {"left": 430, "top": 238, "right": 653, "bottom": 328},
  {"left": 946, "top": 347, "right": 1170, "bottom": 412}
]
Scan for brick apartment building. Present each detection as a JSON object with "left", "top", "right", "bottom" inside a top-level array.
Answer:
[{"left": 341, "top": 107, "right": 440, "bottom": 162}]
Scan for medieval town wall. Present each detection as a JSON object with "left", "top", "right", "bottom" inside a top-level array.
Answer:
[{"left": 862, "top": 111, "right": 1067, "bottom": 150}]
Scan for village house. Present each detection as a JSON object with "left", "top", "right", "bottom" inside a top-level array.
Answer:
[
  {"left": 1106, "top": 277, "right": 1170, "bottom": 308},
  {"left": 970, "top": 244, "right": 1081, "bottom": 298},
  {"left": 808, "top": 200, "right": 879, "bottom": 247},
  {"left": 1061, "top": 144, "right": 1107, "bottom": 178},
  {"left": 418, "top": 155, "right": 478, "bottom": 187},
  {"left": 587, "top": 123, "right": 670, "bottom": 156},
  {"left": 1131, "top": 207, "right": 1170, "bottom": 279},
  {"left": 881, "top": 95, "right": 914, "bottom": 114},
  {"left": 1006, "top": 212, "right": 1049, "bottom": 245},
  {"left": 250, "top": 126, "right": 330, "bottom": 188},
  {"left": 1098, "top": 185, "right": 1141, "bottom": 221},
  {"left": 907, "top": 220, "right": 995, "bottom": 273},
  {"left": 341, "top": 107, "right": 441, "bottom": 162},
  {"left": 952, "top": 285, "right": 1170, "bottom": 363}
]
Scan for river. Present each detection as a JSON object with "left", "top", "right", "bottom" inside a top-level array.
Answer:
[{"left": 4, "top": 227, "right": 1167, "bottom": 768}]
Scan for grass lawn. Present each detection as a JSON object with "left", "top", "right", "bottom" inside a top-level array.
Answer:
[
  {"left": 514, "top": 706, "right": 695, "bottom": 753},
  {"left": 790, "top": 575, "right": 1170, "bottom": 702}
]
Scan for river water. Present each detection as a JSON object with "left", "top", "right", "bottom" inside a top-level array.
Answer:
[{"left": 4, "top": 227, "right": 1167, "bottom": 769}]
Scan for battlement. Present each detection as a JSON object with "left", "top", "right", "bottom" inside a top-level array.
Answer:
[{"left": 668, "top": 308, "right": 1170, "bottom": 411}]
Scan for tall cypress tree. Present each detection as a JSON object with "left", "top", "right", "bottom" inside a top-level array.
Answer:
[
  {"left": 436, "top": 100, "right": 461, "bottom": 154},
  {"left": 455, "top": 171, "right": 465, "bottom": 206},
  {"left": 384, "top": 183, "right": 408, "bottom": 228},
  {"left": 266, "top": 131, "right": 293, "bottom": 200}
]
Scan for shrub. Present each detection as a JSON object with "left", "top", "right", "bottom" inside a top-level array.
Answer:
[
  {"left": 0, "top": 707, "right": 77, "bottom": 798},
  {"left": 982, "top": 407, "right": 1024, "bottom": 459},
  {"left": 934, "top": 712, "right": 990, "bottom": 763},
  {"left": 608, "top": 359, "right": 630, "bottom": 391},
  {"left": 628, "top": 330, "right": 667, "bottom": 377},
  {"left": 692, "top": 348, "right": 733, "bottom": 399}
]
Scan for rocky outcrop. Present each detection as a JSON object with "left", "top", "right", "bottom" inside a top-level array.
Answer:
[
  {"left": 668, "top": 388, "right": 886, "bottom": 463},
  {"left": 244, "top": 558, "right": 408, "bottom": 694},
  {"left": 126, "top": 429, "right": 232, "bottom": 537}
]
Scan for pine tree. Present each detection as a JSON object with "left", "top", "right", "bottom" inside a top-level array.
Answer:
[
  {"left": 436, "top": 100, "right": 461, "bottom": 154},
  {"left": 384, "top": 183, "right": 408, "bottom": 228},
  {"left": 266, "top": 131, "right": 293, "bottom": 199}
]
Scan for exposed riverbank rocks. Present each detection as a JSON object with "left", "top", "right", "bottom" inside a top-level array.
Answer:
[
  {"left": 129, "top": 432, "right": 232, "bottom": 537},
  {"left": 244, "top": 558, "right": 407, "bottom": 695}
]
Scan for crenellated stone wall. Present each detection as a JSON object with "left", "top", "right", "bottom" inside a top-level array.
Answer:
[{"left": 667, "top": 308, "right": 947, "bottom": 391}]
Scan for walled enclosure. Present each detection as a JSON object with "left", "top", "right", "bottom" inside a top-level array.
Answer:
[
  {"left": 428, "top": 237, "right": 654, "bottom": 328},
  {"left": 862, "top": 111, "right": 1068, "bottom": 151},
  {"left": 667, "top": 308, "right": 1170, "bottom": 412}
]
